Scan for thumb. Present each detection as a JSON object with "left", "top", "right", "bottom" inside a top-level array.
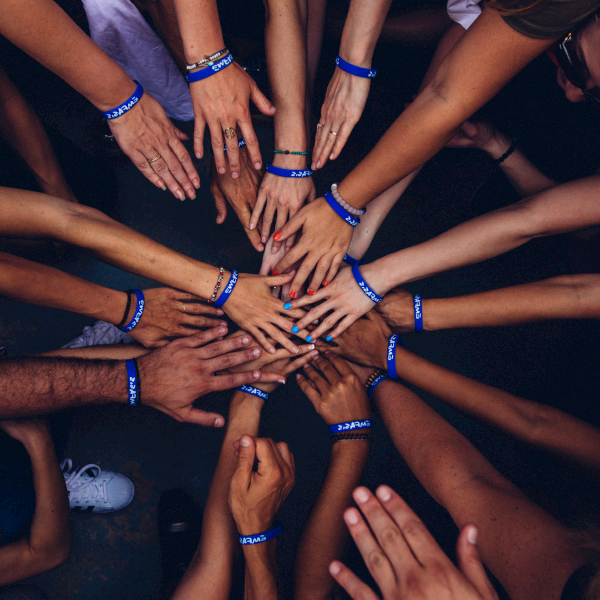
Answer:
[
  {"left": 456, "top": 525, "right": 497, "bottom": 599},
  {"left": 251, "top": 85, "right": 276, "bottom": 117},
  {"left": 461, "top": 121, "right": 478, "bottom": 138},
  {"left": 233, "top": 434, "right": 257, "bottom": 486},
  {"left": 212, "top": 187, "right": 228, "bottom": 224},
  {"left": 174, "top": 126, "right": 189, "bottom": 141}
]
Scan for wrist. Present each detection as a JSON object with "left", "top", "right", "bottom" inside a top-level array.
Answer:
[
  {"left": 230, "top": 389, "right": 265, "bottom": 414},
  {"left": 360, "top": 261, "right": 389, "bottom": 298},
  {"left": 481, "top": 134, "right": 511, "bottom": 161},
  {"left": 339, "top": 33, "right": 375, "bottom": 67},
  {"left": 104, "top": 291, "right": 131, "bottom": 327}
]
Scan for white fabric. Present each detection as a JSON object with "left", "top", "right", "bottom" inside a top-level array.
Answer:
[
  {"left": 447, "top": 0, "right": 482, "bottom": 30},
  {"left": 81, "top": 0, "right": 194, "bottom": 121}
]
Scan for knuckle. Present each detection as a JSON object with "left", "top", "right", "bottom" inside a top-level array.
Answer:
[
  {"left": 366, "top": 549, "right": 388, "bottom": 571},
  {"left": 380, "top": 525, "right": 401, "bottom": 545}
]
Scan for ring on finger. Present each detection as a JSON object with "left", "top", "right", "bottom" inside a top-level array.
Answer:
[
  {"left": 182, "top": 303, "right": 186, "bottom": 312},
  {"left": 316, "top": 122, "right": 324, "bottom": 132},
  {"left": 223, "top": 127, "right": 236, "bottom": 140},
  {"left": 147, "top": 154, "right": 161, "bottom": 164},
  {"left": 330, "top": 131, "right": 338, "bottom": 137}
]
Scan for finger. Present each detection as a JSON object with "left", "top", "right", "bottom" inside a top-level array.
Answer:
[
  {"left": 254, "top": 436, "right": 280, "bottom": 475},
  {"left": 181, "top": 325, "right": 229, "bottom": 348},
  {"left": 178, "top": 301, "right": 224, "bottom": 317},
  {"left": 295, "top": 371, "right": 321, "bottom": 402},
  {"left": 316, "top": 313, "right": 357, "bottom": 342},
  {"left": 238, "top": 117, "right": 264, "bottom": 172},
  {"left": 250, "top": 84, "right": 276, "bottom": 119},
  {"left": 290, "top": 301, "right": 330, "bottom": 332},
  {"left": 301, "top": 361, "right": 330, "bottom": 393},
  {"left": 272, "top": 210, "right": 305, "bottom": 244},
  {"left": 262, "top": 198, "right": 278, "bottom": 248},
  {"left": 250, "top": 186, "right": 268, "bottom": 237},
  {"left": 156, "top": 143, "right": 196, "bottom": 200},
  {"left": 283, "top": 349, "right": 319, "bottom": 375},
  {"left": 232, "top": 434, "right": 257, "bottom": 488},
  {"left": 208, "top": 121, "right": 227, "bottom": 175},
  {"left": 182, "top": 409, "right": 226, "bottom": 428},
  {"left": 141, "top": 151, "right": 186, "bottom": 201},
  {"left": 193, "top": 116, "right": 207, "bottom": 160},
  {"left": 211, "top": 369, "right": 262, "bottom": 392},
  {"left": 306, "top": 253, "right": 336, "bottom": 294},
  {"left": 329, "top": 119, "right": 354, "bottom": 162},
  {"left": 212, "top": 184, "right": 228, "bottom": 225},
  {"left": 208, "top": 344, "right": 264, "bottom": 373},
  {"left": 456, "top": 525, "right": 496, "bottom": 597},
  {"left": 248, "top": 327, "right": 277, "bottom": 355},
  {"left": 274, "top": 441, "right": 294, "bottom": 473},
  {"left": 328, "top": 561, "right": 380, "bottom": 600},
  {"left": 263, "top": 323, "right": 301, "bottom": 355},
  {"left": 232, "top": 200, "right": 265, "bottom": 252},
  {"left": 270, "top": 207, "right": 288, "bottom": 254},
  {"left": 318, "top": 350, "right": 354, "bottom": 377},
  {"left": 315, "top": 122, "right": 342, "bottom": 171},
  {"left": 309, "top": 354, "right": 343, "bottom": 385},
  {"left": 223, "top": 128, "right": 241, "bottom": 179},
  {"left": 288, "top": 253, "right": 320, "bottom": 298},
  {"left": 321, "top": 253, "right": 344, "bottom": 291},
  {"left": 168, "top": 134, "right": 201, "bottom": 192}
]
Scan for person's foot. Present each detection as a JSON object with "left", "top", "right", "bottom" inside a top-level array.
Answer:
[
  {"left": 158, "top": 488, "right": 203, "bottom": 598},
  {"left": 61, "top": 459, "right": 134, "bottom": 513},
  {"left": 62, "top": 321, "right": 134, "bottom": 348}
]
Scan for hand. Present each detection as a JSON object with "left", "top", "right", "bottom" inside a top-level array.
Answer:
[
  {"left": 375, "top": 288, "right": 417, "bottom": 334},
  {"left": 189, "top": 61, "right": 276, "bottom": 179},
  {"left": 296, "top": 352, "right": 370, "bottom": 426},
  {"left": 137, "top": 326, "right": 282, "bottom": 427},
  {"left": 127, "top": 288, "right": 227, "bottom": 348},
  {"left": 210, "top": 146, "right": 265, "bottom": 252},
  {"left": 328, "top": 310, "right": 390, "bottom": 369},
  {"left": 272, "top": 196, "right": 354, "bottom": 294},
  {"left": 250, "top": 159, "right": 316, "bottom": 252},
  {"left": 330, "top": 485, "right": 498, "bottom": 600},
  {"left": 107, "top": 91, "right": 200, "bottom": 201},
  {"left": 311, "top": 68, "right": 371, "bottom": 171},
  {"left": 228, "top": 435, "right": 295, "bottom": 535},
  {"left": 259, "top": 236, "right": 305, "bottom": 302},
  {"left": 286, "top": 262, "right": 382, "bottom": 342},
  {"left": 251, "top": 347, "right": 319, "bottom": 394},
  {"left": 223, "top": 272, "right": 309, "bottom": 354},
  {"left": 446, "top": 121, "right": 496, "bottom": 152},
  {"left": 0, "top": 418, "right": 50, "bottom": 446}
]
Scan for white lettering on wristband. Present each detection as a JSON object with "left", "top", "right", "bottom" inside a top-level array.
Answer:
[{"left": 130, "top": 300, "right": 144, "bottom": 329}]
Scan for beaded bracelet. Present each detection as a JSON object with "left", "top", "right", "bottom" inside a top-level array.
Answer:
[
  {"left": 116, "top": 291, "right": 133, "bottom": 329},
  {"left": 186, "top": 48, "right": 229, "bottom": 70},
  {"left": 102, "top": 81, "right": 144, "bottom": 120},
  {"left": 414, "top": 294, "right": 423, "bottom": 333},
  {"left": 208, "top": 267, "right": 225, "bottom": 304},
  {"left": 328, "top": 419, "right": 372, "bottom": 434},
  {"left": 324, "top": 192, "right": 360, "bottom": 227},
  {"left": 125, "top": 358, "right": 141, "bottom": 406},
  {"left": 186, "top": 52, "right": 233, "bottom": 83},
  {"left": 239, "top": 521, "right": 283, "bottom": 545},
  {"left": 351, "top": 262, "right": 383, "bottom": 303},
  {"left": 210, "top": 138, "right": 246, "bottom": 155},
  {"left": 331, "top": 183, "right": 365, "bottom": 216},
  {"left": 236, "top": 385, "right": 269, "bottom": 402},
  {"left": 274, "top": 149, "right": 308, "bottom": 155},
  {"left": 266, "top": 164, "right": 313, "bottom": 178},
  {"left": 494, "top": 138, "right": 517, "bottom": 165},
  {"left": 367, "top": 372, "right": 389, "bottom": 399},
  {"left": 331, "top": 432, "right": 375, "bottom": 442},
  {"left": 119, "top": 289, "right": 145, "bottom": 332},
  {"left": 387, "top": 334, "right": 403, "bottom": 380},
  {"left": 213, "top": 270, "right": 238, "bottom": 308},
  {"left": 335, "top": 55, "right": 377, "bottom": 79}
]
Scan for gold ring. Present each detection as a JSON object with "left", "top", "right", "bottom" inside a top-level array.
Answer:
[
  {"left": 316, "top": 122, "right": 323, "bottom": 132},
  {"left": 147, "top": 154, "right": 161, "bottom": 164},
  {"left": 330, "top": 131, "right": 338, "bottom": 137},
  {"left": 224, "top": 127, "right": 236, "bottom": 140},
  {"left": 182, "top": 304, "right": 186, "bottom": 312}
]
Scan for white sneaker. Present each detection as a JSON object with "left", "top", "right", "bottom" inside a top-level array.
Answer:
[
  {"left": 62, "top": 321, "right": 135, "bottom": 348},
  {"left": 61, "top": 459, "right": 135, "bottom": 513}
]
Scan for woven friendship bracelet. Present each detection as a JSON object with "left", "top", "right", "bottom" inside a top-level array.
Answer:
[
  {"left": 274, "top": 149, "right": 309, "bottom": 155},
  {"left": 331, "top": 432, "right": 375, "bottom": 442},
  {"left": 494, "top": 138, "right": 517, "bottom": 165},
  {"left": 239, "top": 521, "right": 283, "bottom": 545},
  {"left": 186, "top": 53, "right": 233, "bottom": 83}
]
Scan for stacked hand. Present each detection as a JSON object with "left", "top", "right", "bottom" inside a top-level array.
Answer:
[
  {"left": 375, "top": 288, "right": 417, "bottom": 334},
  {"left": 330, "top": 485, "right": 498, "bottom": 600},
  {"left": 228, "top": 435, "right": 295, "bottom": 535}
]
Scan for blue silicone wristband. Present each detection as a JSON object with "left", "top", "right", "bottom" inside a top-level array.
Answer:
[
  {"left": 266, "top": 164, "right": 313, "bottom": 178},
  {"left": 186, "top": 52, "right": 233, "bottom": 82},
  {"left": 352, "top": 262, "right": 382, "bottom": 303},
  {"left": 119, "top": 289, "right": 145, "bottom": 332},
  {"left": 213, "top": 270, "right": 238, "bottom": 308},
  {"left": 210, "top": 138, "right": 246, "bottom": 155},
  {"left": 125, "top": 359, "right": 139, "bottom": 406},
  {"left": 239, "top": 521, "right": 283, "bottom": 545},
  {"left": 324, "top": 192, "right": 360, "bottom": 227},
  {"left": 236, "top": 385, "right": 269, "bottom": 402},
  {"left": 367, "top": 373, "right": 389, "bottom": 399},
  {"left": 336, "top": 55, "right": 377, "bottom": 79},
  {"left": 343, "top": 254, "right": 363, "bottom": 266},
  {"left": 387, "top": 334, "right": 403, "bottom": 380},
  {"left": 102, "top": 81, "right": 144, "bottom": 120},
  {"left": 414, "top": 294, "right": 423, "bottom": 333},
  {"left": 328, "top": 419, "right": 372, "bottom": 434}
]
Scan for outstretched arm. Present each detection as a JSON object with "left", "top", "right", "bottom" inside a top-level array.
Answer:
[{"left": 0, "top": 420, "right": 71, "bottom": 585}]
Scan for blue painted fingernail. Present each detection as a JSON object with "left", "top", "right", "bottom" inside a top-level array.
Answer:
[
  {"left": 306, "top": 335, "right": 313, "bottom": 342},
  {"left": 284, "top": 303, "right": 292, "bottom": 309},
  {"left": 326, "top": 336, "right": 332, "bottom": 341},
  {"left": 291, "top": 326, "right": 299, "bottom": 334}
]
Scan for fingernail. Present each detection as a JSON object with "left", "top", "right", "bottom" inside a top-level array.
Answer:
[
  {"left": 345, "top": 509, "right": 359, "bottom": 525},
  {"left": 272, "top": 270, "right": 278, "bottom": 276},
  {"left": 249, "top": 223, "right": 254, "bottom": 230},
  {"left": 254, "top": 162, "right": 262, "bottom": 170},
  {"left": 262, "top": 236, "right": 267, "bottom": 244},
  {"left": 326, "top": 336, "right": 332, "bottom": 341},
  {"left": 308, "top": 343, "right": 315, "bottom": 350},
  {"left": 253, "top": 348, "right": 260, "bottom": 357},
  {"left": 218, "top": 167, "right": 226, "bottom": 174},
  {"left": 273, "top": 232, "right": 282, "bottom": 241},
  {"left": 214, "top": 417, "right": 224, "bottom": 427},
  {"left": 377, "top": 486, "right": 392, "bottom": 502},
  {"left": 258, "top": 244, "right": 264, "bottom": 251},
  {"left": 292, "top": 346, "right": 299, "bottom": 354},
  {"left": 289, "top": 291, "right": 296, "bottom": 298},
  {"left": 330, "top": 153, "right": 334, "bottom": 160},
  {"left": 278, "top": 378, "right": 286, "bottom": 384},
  {"left": 161, "top": 185, "right": 167, "bottom": 191},
  {"left": 269, "top": 348, "right": 276, "bottom": 354},
  {"left": 284, "top": 303, "right": 292, "bottom": 310},
  {"left": 217, "top": 309, "right": 224, "bottom": 315},
  {"left": 195, "top": 152, "right": 202, "bottom": 159},
  {"left": 220, "top": 321, "right": 228, "bottom": 326},
  {"left": 306, "top": 335, "right": 312, "bottom": 342},
  {"left": 467, "top": 526, "right": 478, "bottom": 546},
  {"left": 193, "top": 179, "right": 200, "bottom": 189},
  {"left": 308, "top": 289, "right": 314, "bottom": 295},
  {"left": 189, "top": 192, "right": 196, "bottom": 200},
  {"left": 218, "top": 326, "right": 227, "bottom": 335},
  {"left": 242, "top": 336, "right": 251, "bottom": 345},
  {"left": 316, "top": 160, "right": 321, "bottom": 168},
  {"left": 232, "top": 172, "right": 239, "bottom": 179},
  {"left": 271, "top": 245, "right": 279, "bottom": 254},
  {"left": 253, "top": 370, "right": 261, "bottom": 378},
  {"left": 323, "top": 281, "right": 329, "bottom": 287},
  {"left": 240, "top": 436, "right": 251, "bottom": 447},
  {"left": 291, "top": 325, "right": 299, "bottom": 333},
  {"left": 354, "top": 488, "right": 369, "bottom": 504},
  {"left": 311, "top": 162, "right": 316, "bottom": 170},
  {"left": 311, "top": 350, "right": 319, "bottom": 357},
  {"left": 176, "top": 190, "right": 185, "bottom": 200},
  {"left": 296, "top": 373, "right": 301, "bottom": 380},
  {"left": 329, "top": 562, "right": 341, "bottom": 576}
]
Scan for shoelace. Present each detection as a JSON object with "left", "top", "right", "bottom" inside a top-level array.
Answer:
[{"left": 61, "top": 459, "right": 109, "bottom": 504}]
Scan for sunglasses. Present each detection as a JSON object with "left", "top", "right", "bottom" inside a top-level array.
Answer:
[{"left": 556, "top": 30, "right": 600, "bottom": 106}]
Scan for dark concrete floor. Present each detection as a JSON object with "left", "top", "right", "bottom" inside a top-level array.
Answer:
[{"left": 1, "top": 7, "right": 600, "bottom": 599}]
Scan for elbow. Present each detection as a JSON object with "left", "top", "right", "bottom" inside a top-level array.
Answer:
[{"left": 30, "top": 535, "right": 71, "bottom": 574}]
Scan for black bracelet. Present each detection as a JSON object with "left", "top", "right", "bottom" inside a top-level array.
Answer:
[
  {"left": 133, "top": 357, "right": 141, "bottom": 405},
  {"left": 331, "top": 433, "right": 375, "bottom": 443},
  {"left": 494, "top": 138, "right": 517, "bottom": 165},
  {"left": 116, "top": 291, "right": 133, "bottom": 329}
]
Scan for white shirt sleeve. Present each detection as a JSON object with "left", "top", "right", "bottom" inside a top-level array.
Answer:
[{"left": 447, "top": 0, "right": 482, "bottom": 30}]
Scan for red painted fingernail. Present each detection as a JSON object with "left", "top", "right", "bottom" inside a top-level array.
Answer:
[
  {"left": 308, "top": 289, "right": 315, "bottom": 295},
  {"left": 272, "top": 270, "right": 278, "bottom": 275},
  {"left": 323, "top": 281, "right": 329, "bottom": 287},
  {"left": 289, "top": 291, "right": 297, "bottom": 298},
  {"left": 273, "top": 232, "right": 282, "bottom": 241}
]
